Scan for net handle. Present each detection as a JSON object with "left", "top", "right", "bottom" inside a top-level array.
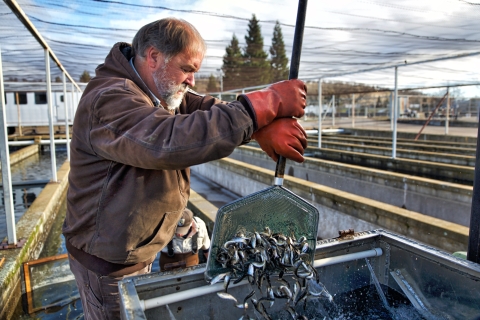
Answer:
[{"left": 275, "top": 0, "right": 308, "bottom": 186}]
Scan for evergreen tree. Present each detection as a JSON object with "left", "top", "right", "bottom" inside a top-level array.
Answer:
[
  {"left": 222, "top": 34, "right": 244, "bottom": 91},
  {"left": 270, "top": 21, "right": 289, "bottom": 82},
  {"left": 206, "top": 74, "right": 219, "bottom": 92},
  {"left": 79, "top": 70, "right": 91, "bottom": 83},
  {"left": 243, "top": 14, "right": 271, "bottom": 87}
]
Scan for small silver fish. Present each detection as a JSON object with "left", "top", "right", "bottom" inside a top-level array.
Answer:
[
  {"left": 267, "top": 286, "right": 275, "bottom": 307},
  {"left": 251, "top": 260, "right": 265, "bottom": 269},
  {"left": 224, "top": 273, "right": 231, "bottom": 292},
  {"left": 217, "top": 292, "right": 238, "bottom": 304},
  {"left": 247, "top": 263, "right": 254, "bottom": 276},
  {"left": 279, "top": 285, "right": 293, "bottom": 301},
  {"left": 210, "top": 272, "right": 227, "bottom": 285},
  {"left": 301, "top": 242, "right": 309, "bottom": 253}
]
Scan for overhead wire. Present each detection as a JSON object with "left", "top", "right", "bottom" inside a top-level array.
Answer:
[{"left": 0, "top": 0, "right": 479, "bottom": 94}]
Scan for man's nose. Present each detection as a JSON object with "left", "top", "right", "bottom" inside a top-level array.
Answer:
[{"left": 185, "top": 73, "right": 195, "bottom": 87}]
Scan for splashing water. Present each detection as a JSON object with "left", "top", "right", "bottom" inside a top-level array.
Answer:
[{"left": 365, "top": 258, "right": 395, "bottom": 317}]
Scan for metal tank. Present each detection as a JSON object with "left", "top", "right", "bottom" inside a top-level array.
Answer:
[{"left": 118, "top": 229, "right": 480, "bottom": 320}]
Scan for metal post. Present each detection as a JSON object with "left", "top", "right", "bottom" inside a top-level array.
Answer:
[
  {"left": 0, "top": 47, "right": 17, "bottom": 244},
  {"left": 468, "top": 118, "right": 480, "bottom": 263},
  {"left": 220, "top": 74, "right": 223, "bottom": 101},
  {"left": 15, "top": 92, "right": 22, "bottom": 136},
  {"left": 390, "top": 92, "right": 394, "bottom": 131},
  {"left": 406, "top": 95, "right": 409, "bottom": 118},
  {"left": 45, "top": 49, "right": 57, "bottom": 181},
  {"left": 445, "top": 87, "right": 450, "bottom": 135},
  {"left": 332, "top": 95, "right": 335, "bottom": 126},
  {"left": 318, "top": 79, "right": 322, "bottom": 148},
  {"left": 352, "top": 94, "right": 355, "bottom": 128},
  {"left": 63, "top": 72, "right": 70, "bottom": 161},
  {"left": 217, "top": 69, "right": 223, "bottom": 100},
  {"left": 75, "top": 90, "right": 79, "bottom": 113},
  {"left": 392, "top": 67, "right": 398, "bottom": 159},
  {"left": 71, "top": 82, "right": 75, "bottom": 121}
]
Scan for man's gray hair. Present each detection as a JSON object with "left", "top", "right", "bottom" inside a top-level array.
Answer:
[{"left": 132, "top": 17, "right": 206, "bottom": 61}]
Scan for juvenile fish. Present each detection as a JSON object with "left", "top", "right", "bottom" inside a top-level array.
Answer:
[
  {"left": 210, "top": 272, "right": 228, "bottom": 285},
  {"left": 217, "top": 292, "right": 238, "bottom": 304}
]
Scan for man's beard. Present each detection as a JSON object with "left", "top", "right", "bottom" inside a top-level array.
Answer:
[{"left": 153, "top": 67, "right": 188, "bottom": 111}]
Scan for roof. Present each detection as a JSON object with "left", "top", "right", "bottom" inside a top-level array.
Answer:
[{"left": 1, "top": 0, "right": 480, "bottom": 96}]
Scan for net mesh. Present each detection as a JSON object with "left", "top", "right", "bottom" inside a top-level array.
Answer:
[{"left": 205, "top": 185, "right": 319, "bottom": 281}]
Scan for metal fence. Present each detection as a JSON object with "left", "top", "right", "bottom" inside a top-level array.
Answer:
[{"left": 1, "top": 0, "right": 82, "bottom": 245}]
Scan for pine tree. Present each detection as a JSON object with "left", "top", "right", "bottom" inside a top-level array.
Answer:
[
  {"left": 206, "top": 74, "right": 219, "bottom": 93},
  {"left": 243, "top": 14, "right": 271, "bottom": 87},
  {"left": 270, "top": 21, "right": 289, "bottom": 82},
  {"left": 79, "top": 70, "right": 91, "bottom": 83},
  {"left": 222, "top": 34, "right": 244, "bottom": 91}
]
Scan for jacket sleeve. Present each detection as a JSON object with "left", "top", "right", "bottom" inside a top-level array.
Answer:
[
  {"left": 88, "top": 83, "right": 254, "bottom": 170},
  {"left": 181, "top": 90, "right": 257, "bottom": 128}
]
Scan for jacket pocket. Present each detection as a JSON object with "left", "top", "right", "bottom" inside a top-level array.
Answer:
[{"left": 125, "top": 209, "right": 182, "bottom": 264}]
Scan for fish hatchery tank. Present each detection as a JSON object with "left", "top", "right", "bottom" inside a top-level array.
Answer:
[{"left": 118, "top": 229, "right": 480, "bottom": 320}]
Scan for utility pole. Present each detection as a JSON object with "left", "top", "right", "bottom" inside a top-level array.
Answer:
[{"left": 217, "top": 69, "right": 224, "bottom": 100}]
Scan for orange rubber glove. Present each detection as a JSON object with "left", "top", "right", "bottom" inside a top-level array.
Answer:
[
  {"left": 238, "top": 79, "right": 307, "bottom": 130},
  {"left": 251, "top": 118, "right": 307, "bottom": 163}
]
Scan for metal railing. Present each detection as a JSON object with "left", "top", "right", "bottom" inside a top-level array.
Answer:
[{"left": 1, "top": 0, "right": 83, "bottom": 245}]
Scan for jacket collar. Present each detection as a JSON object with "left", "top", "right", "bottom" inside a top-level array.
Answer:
[
  {"left": 128, "top": 57, "right": 161, "bottom": 107},
  {"left": 97, "top": 42, "right": 160, "bottom": 108}
]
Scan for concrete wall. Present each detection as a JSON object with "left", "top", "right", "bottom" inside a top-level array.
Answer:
[
  {"left": 9, "top": 144, "right": 40, "bottom": 166},
  {"left": 0, "top": 161, "right": 69, "bottom": 320},
  {"left": 0, "top": 144, "right": 39, "bottom": 171},
  {"left": 229, "top": 146, "right": 473, "bottom": 227},
  {"left": 316, "top": 136, "right": 476, "bottom": 156},
  {"left": 308, "top": 140, "right": 475, "bottom": 166},
  {"left": 343, "top": 127, "right": 477, "bottom": 144},
  {"left": 191, "top": 158, "right": 469, "bottom": 254},
  {"left": 306, "top": 145, "right": 474, "bottom": 185},
  {"left": 187, "top": 190, "right": 218, "bottom": 235}
]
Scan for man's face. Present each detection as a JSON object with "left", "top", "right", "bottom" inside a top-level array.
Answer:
[{"left": 152, "top": 50, "right": 203, "bottom": 110}]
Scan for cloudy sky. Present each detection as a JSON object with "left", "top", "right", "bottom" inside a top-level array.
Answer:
[{"left": 1, "top": 0, "right": 480, "bottom": 96}]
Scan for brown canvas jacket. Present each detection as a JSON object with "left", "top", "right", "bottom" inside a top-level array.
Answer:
[{"left": 63, "top": 42, "right": 254, "bottom": 265}]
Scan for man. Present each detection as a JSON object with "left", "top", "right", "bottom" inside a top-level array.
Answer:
[
  {"left": 63, "top": 17, "right": 307, "bottom": 319},
  {"left": 159, "top": 208, "right": 210, "bottom": 271}
]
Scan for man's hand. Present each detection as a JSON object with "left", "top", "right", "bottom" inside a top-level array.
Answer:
[
  {"left": 186, "top": 219, "right": 198, "bottom": 238},
  {"left": 238, "top": 79, "right": 307, "bottom": 129},
  {"left": 252, "top": 118, "right": 307, "bottom": 163}
]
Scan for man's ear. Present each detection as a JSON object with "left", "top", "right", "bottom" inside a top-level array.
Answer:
[{"left": 145, "top": 47, "right": 162, "bottom": 69}]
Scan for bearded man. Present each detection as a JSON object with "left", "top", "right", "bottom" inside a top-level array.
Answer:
[{"left": 63, "top": 17, "right": 307, "bottom": 319}]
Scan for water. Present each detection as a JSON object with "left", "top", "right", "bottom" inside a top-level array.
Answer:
[
  {"left": 0, "top": 146, "right": 67, "bottom": 240},
  {"left": 324, "top": 284, "right": 425, "bottom": 320},
  {"left": 269, "top": 284, "right": 424, "bottom": 320},
  {"left": 365, "top": 258, "right": 392, "bottom": 315},
  {"left": 8, "top": 152, "right": 425, "bottom": 319},
  {"left": 14, "top": 196, "right": 84, "bottom": 319},
  {"left": 12, "top": 169, "right": 236, "bottom": 319}
]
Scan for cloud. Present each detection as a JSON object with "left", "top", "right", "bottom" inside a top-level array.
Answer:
[{"left": 1, "top": 0, "right": 479, "bottom": 96}]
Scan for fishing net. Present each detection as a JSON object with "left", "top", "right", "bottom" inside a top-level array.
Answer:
[{"left": 205, "top": 185, "right": 319, "bottom": 282}]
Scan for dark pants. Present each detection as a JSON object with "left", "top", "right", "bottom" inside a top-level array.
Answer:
[{"left": 68, "top": 254, "right": 152, "bottom": 320}]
